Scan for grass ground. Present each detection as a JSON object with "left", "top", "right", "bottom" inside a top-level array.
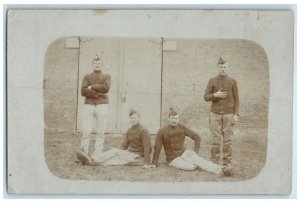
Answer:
[{"left": 44, "top": 128, "right": 267, "bottom": 182}]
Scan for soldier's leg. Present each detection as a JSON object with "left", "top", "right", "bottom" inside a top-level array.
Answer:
[
  {"left": 93, "top": 104, "right": 109, "bottom": 157},
  {"left": 222, "top": 113, "right": 234, "bottom": 166},
  {"left": 126, "top": 157, "right": 145, "bottom": 166},
  {"left": 169, "top": 156, "right": 197, "bottom": 171},
  {"left": 81, "top": 104, "right": 94, "bottom": 154},
  {"left": 92, "top": 148, "right": 119, "bottom": 163},
  {"left": 181, "top": 149, "right": 223, "bottom": 174},
  {"left": 76, "top": 150, "right": 94, "bottom": 165},
  {"left": 209, "top": 112, "right": 222, "bottom": 164},
  {"left": 102, "top": 149, "right": 140, "bottom": 166}
]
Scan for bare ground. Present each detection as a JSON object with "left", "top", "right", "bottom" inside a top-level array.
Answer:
[{"left": 44, "top": 129, "right": 267, "bottom": 182}]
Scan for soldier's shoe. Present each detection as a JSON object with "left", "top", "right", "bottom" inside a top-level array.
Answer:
[
  {"left": 222, "top": 165, "right": 234, "bottom": 176},
  {"left": 76, "top": 150, "right": 95, "bottom": 166}
]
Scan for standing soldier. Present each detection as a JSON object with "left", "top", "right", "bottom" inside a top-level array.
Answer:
[
  {"left": 79, "top": 55, "right": 111, "bottom": 160},
  {"left": 204, "top": 57, "right": 239, "bottom": 168}
]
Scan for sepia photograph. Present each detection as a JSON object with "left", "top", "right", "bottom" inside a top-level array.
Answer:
[
  {"left": 44, "top": 37, "right": 268, "bottom": 182},
  {"left": 7, "top": 9, "right": 293, "bottom": 194}
]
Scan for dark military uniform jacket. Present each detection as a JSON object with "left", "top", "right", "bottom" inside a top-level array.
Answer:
[
  {"left": 152, "top": 124, "right": 201, "bottom": 165},
  {"left": 121, "top": 123, "right": 152, "bottom": 165},
  {"left": 204, "top": 75, "right": 239, "bottom": 115},
  {"left": 81, "top": 71, "right": 111, "bottom": 105}
]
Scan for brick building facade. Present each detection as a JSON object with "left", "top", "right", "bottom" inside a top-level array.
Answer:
[
  {"left": 44, "top": 37, "right": 269, "bottom": 134},
  {"left": 44, "top": 38, "right": 79, "bottom": 131}
]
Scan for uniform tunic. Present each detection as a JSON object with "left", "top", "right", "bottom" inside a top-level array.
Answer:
[
  {"left": 152, "top": 124, "right": 201, "bottom": 165},
  {"left": 204, "top": 75, "right": 239, "bottom": 115},
  {"left": 121, "top": 123, "right": 152, "bottom": 165},
  {"left": 81, "top": 71, "right": 111, "bottom": 105}
]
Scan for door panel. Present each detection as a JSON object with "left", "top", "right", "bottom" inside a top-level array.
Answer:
[
  {"left": 120, "top": 38, "right": 162, "bottom": 134},
  {"left": 77, "top": 37, "right": 162, "bottom": 134}
]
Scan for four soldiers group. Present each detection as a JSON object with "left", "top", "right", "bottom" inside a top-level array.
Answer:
[{"left": 76, "top": 55, "right": 239, "bottom": 176}]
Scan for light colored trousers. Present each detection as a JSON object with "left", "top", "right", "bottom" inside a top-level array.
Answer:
[
  {"left": 92, "top": 148, "right": 143, "bottom": 166},
  {"left": 169, "top": 149, "right": 223, "bottom": 174},
  {"left": 209, "top": 112, "right": 233, "bottom": 166},
  {"left": 81, "top": 104, "right": 109, "bottom": 156}
]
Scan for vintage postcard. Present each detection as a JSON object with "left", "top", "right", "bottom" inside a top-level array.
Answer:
[{"left": 7, "top": 9, "right": 294, "bottom": 194}]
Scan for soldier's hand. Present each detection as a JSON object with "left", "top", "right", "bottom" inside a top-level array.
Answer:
[
  {"left": 232, "top": 115, "right": 239, "bottom": 125},
  {"left": 213, "top": 90, "right": 228, "bottom": 98},
  {"left": 142, "top": 164, "right": 152, "bottom": 170},
  {"left": 150, "top": 164, "right": 157, "bottom": 169}
]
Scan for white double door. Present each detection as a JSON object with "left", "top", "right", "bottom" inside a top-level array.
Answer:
[{"left": 77, "top": 37, "right": 162, "bottom": 134}]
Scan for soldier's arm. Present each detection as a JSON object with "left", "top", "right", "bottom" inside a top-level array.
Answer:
[
  {"left": 141, "top": 128, "right": 152, "bottom": 165},
  {"left": 151, "top": 130, "right": 163, "bottom": 166},
  {"left": 183, "top": 125, "right": 201, "bottom": 153},
  {"left": 91, "top": 75, "right": 111, "bottom": 93},
  {"left": 81, "top": 75, "right": 98, "bottom": 98},
  {"left": 120, "top": 133, "right": 129, "bottom": 150},
  {"left": 232, "top": 79, "right": 240, "bottom": 116},
  {"left": 204, "top": 78, "right": 219, "bottom": 102}
]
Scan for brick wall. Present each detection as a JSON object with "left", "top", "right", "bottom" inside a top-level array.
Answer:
[
  {"left": 44, "top": 37, "right": 79, "bottom": 132},
  {"left": 44, "top": 38, "right": 269, "bottom": 133},
  {"left": 161, "top": 39, "right": 269, "bottom": 132}
]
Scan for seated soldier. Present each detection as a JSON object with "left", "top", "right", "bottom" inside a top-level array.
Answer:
[
  {"left": 76, "top": 109, "right": 153, "bottom": 170},
  {"left": 150, "top": 108, "right": 233, "bottom": 176}
]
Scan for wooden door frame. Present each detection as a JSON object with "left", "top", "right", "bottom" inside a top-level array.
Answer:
[{"left": 76, "top": 37, "right": 163, "bottom": 134}]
